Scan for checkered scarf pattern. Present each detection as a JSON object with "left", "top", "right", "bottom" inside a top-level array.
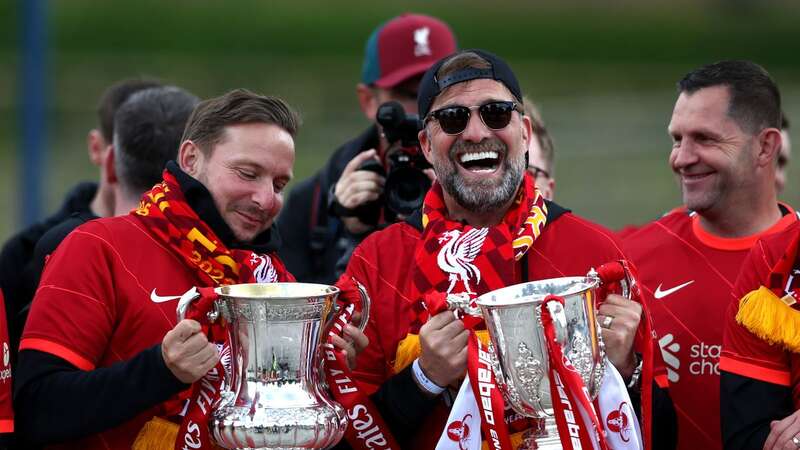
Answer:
[
  {"left": 767, "top": 226, "right": 800, "bottom": 303},
  {"left": 408, "top": 173, "right": 547, "bottom": 332},
  {"left": 131, "top": 169, "right": 293, "bottom": 287}
]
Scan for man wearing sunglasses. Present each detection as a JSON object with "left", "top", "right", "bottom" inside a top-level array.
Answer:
[
  {"left": 338, "top": 49, "right": 674, "bottom": 449},
  {"left": 277, "top": 14, "right": 457, "bottom": 286}
]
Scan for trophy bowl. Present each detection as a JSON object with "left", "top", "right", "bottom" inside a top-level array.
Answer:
[
  {"left": 452, "top": 274, "right": 606, "bottom": 420},
  {"left": 209, "top": 282, "right": 349, "bottom": 450}
]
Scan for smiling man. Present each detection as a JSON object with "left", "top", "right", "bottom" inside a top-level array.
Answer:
[
  {"left": 622, "top": 61, "right": 791, "bottom": 450},
  {"left": 13, "top": 90, "right": 366, "bottom": 449},
  {"left": 339, "top": 49, "right": 673, "bottom": 449}
]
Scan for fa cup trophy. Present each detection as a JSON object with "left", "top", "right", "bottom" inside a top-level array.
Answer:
[{"left": 178, "top": 282, "right": 368, "bottom": 450}]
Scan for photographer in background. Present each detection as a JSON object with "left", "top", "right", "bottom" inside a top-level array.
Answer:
[{"left": 277, "top": 13, "right": 456, "bottom": 284}]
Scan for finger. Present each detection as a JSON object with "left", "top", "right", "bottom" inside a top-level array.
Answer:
[
  {"left": 598, "top": 304, "right": 642, "bottom": 321},
  {"left": 342, "top": 149, "right": 379, "bottom": 176},
  {"left": 454, "top": 345, "right": 468, "bottom": 373},
  {"left": 766, "top": 415, "right": 796, "bottom": 449},
  {"left": 439, "top": 317, "right": 467, "bottom": 337},
  {"left": 342, "top": 170, "right": 386, "bottom": 187},
  {"left": 450, "top": 328, "right": 470, "bottom": 349},
  {"left": 196, "top": 345, "right": 221, "bottom": 373},
  {"left": 343, "top": 191, "right": 382, "bottom": 209},
  {"left": 426, "top": 310, "right": 458, "bottom": 329},
  {"left": 603, "top": 294, "right": 628, "bottom": 305},
  {"left": 343, "top": 324, "right": 369, "bottom": 353},
  {"left": 173, "top": 319, "right": 202, "bottom": 341},
  {"left": 774, "top": 417, "right": 800, "bottom": 450},
  {"left": 180, "top": 331, "right": 212, "bottom": 355}
]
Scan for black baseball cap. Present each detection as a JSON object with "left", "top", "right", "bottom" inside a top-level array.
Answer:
[{"left": 417, "top": 48, "right": 523, "bottom": 119}]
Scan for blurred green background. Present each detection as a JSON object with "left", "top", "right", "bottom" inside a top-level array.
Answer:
[{"left": 2, "top": 0, "right": 800, "bottom": 241}]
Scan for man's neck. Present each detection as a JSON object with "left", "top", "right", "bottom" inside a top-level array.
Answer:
[
  {"left": 90, "top": 181, "right": 114, "bottom": 218},
  {"left": 113, "top": 190, "right": 141, "bottom": 217},
  {"left": 697, "top": 191, "right": 783, "bottom": 238},
  {"left": 442, "top": 194, "right": 515, "bottom": 228}
]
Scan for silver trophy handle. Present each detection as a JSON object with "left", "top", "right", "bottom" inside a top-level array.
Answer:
[
  {"left": 175, "top": 287, "right": 201, "bottom": 321},
  {"left": 445, "top": 293, "right": 481, "bottom": 317},
  {"left": 587, "top": 265, "right": 634, "bottom": 300},
  {"left": 352, "top": 280, "right": 371, "bottom": 332}
]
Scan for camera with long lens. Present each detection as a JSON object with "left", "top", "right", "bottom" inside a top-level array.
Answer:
[{"left": 354, "top": 101, "right": 432, "bottom": 224}]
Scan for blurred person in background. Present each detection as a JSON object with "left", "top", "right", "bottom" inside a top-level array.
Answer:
[
  {"left": 0, "top": 78, "right": 160, "bottom": 366},
  {"left": 16, "top": 86, "right": 201, "bottom": 348},
  {"left": 13, "top": 85, "right": 200, "bottom": 448},
  {"left": 523, "top": 98, "right": 556, "bottom": 200},
  {"left": 277, "top": 13, "right": 456, "bottom": 284},
  {"left": 777, "top": 113, "right": 791, "bottom": 194},
  {"left": 622, "top": 60, "right": 791, "bottom": 450}
]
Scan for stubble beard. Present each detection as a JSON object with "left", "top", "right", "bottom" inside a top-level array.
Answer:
[{"left": 435, "top": 139, "right": 525, "bottom": 215}]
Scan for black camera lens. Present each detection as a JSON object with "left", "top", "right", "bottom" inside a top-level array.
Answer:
[{"left": 384, "top": 167, "right": 432, "bottom": 216}]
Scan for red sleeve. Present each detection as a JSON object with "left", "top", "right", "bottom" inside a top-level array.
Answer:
[
  {"left": 20, "top": 225, "right": 116, "bottom": 371},
  {"left": 720, "top": 239, "right": 791, "bottom": 386},
  {"left": 339, "top": 239, "right": 392, "bottom": 394},
  {"left": 0, "top": 291, "right": 13, "bottom": 433}
]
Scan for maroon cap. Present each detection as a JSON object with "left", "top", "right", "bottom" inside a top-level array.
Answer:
[{"left": 362, "top": 14, "right": 457, "bottom": 89}]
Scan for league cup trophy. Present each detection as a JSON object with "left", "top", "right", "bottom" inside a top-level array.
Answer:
[
  {"left": 448, "top": 266, "right": 632, "bottom": 449},
  {"left": 178, "top": 282, "right": 369, "bottom": 450}
]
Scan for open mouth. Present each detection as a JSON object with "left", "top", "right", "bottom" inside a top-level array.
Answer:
[{"left": 457, "top": 151, "right": 501, "bottom": 173}]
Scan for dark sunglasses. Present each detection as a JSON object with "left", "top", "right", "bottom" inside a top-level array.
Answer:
[{"left": 426, "top": 101, "right": 522, "bottom": 135}]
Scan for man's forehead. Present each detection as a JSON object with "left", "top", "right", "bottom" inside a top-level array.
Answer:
[
  {"left": 669, "top": 86, "right": 733, "bottom": 131},
  {"left": 431, "top": 78, "right": 515, "bottom": 109}
]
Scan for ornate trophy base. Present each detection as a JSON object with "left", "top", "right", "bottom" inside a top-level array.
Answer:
[{"left": 518, "top": 417, "right": 562, "bottom": 450}]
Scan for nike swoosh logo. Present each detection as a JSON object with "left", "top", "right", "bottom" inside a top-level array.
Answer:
[
  {"left": 150, "top": 289, "right": 182, "bottom": 303},
  {"left": 654, "top": 280, "right": 694, "bottom": 299}
]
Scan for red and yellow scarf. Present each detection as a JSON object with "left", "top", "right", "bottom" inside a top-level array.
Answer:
[
  {"left": 736, "top": 226, "right": 800, "bottom": 351},
  {"left": 407, "top": 173, "right": 547, "bottom": 334},
  {"left": 132, "top": 169, "right": 293, "bottom": 287}
]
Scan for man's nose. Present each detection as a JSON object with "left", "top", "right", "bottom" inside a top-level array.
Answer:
[
  {"left": 460, "top": 110, "right": 493, "bottom": 143},
  {"left": 671, "top": 140, "right": 699, "bottom": 169},
  {"left": 252, "top": 183, "right": 275, "bottom": 210}
]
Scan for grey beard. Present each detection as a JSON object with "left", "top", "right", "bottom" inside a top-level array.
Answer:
[{"left": 439, "top": 150, "right": 525, "bottom": 215}]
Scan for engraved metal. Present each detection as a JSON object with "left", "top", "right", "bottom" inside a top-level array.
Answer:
[
  {"left": 448, "top": 272, "right": 608, "bottom": 449},
  {"left": 204, "top": 282, "right": 367, "bottom": 450}
]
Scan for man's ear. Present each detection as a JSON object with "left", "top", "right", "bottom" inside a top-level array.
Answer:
[
  {"left": 178, "top": 140, "right": 203, "bottom": 177},
  {"left": 520, "top": 114, "right": 533, "bottom": 147},
  {"left": 418, "top": 128, "right": 435, "bottom": 165},
  {"left": 356, "top": 83, "right": 380, "bottom": 122},
  {"left": 87, "top": 129, "right": 107, "bottom": 167},
  {"left": 756, "top": 128, "right": 783, "bottom": 168},
  {"left": 104, "top": 146, "right": 117, "bottom": 184}
]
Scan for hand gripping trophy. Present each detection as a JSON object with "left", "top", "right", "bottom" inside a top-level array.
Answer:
[
  {"left": 444, "top": 261, "right": 652, "bottom": 450},
  {"left": 173, "top": 280, "right": 376, "bottom": 450}
]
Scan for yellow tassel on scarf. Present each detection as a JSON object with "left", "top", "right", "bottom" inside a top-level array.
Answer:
[
  {"left": 394, "top": 331, "right": 491, "bottom": 374},
  {"left": 133, "top": 417, "right": 226, "bottom": 450},
  {"left": 132, "top": 417, "right": 179, "bottom": 450},
  {"left": 736, "top": 286, "right": 800, "bottom": 352}
]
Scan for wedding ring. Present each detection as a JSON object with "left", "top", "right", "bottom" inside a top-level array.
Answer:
[
  {"left": 600, "top": 315, "right": 614, "bottom": 329},
  {"left": 792, "top": 435, "right": 800, "bottom": 448}
]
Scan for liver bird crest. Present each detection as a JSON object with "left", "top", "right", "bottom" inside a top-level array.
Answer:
[{"left": 437, "top": 228, "right": 489, "bottom": 294}]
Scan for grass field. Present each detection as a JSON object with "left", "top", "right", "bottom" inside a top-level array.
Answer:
[{"left": 2, "top": 0, "right": 800, "bottom": 240}]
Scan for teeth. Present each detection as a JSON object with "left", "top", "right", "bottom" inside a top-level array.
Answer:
[{"left": 459, "top": 151, "right": 499, "bottom": 163}]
